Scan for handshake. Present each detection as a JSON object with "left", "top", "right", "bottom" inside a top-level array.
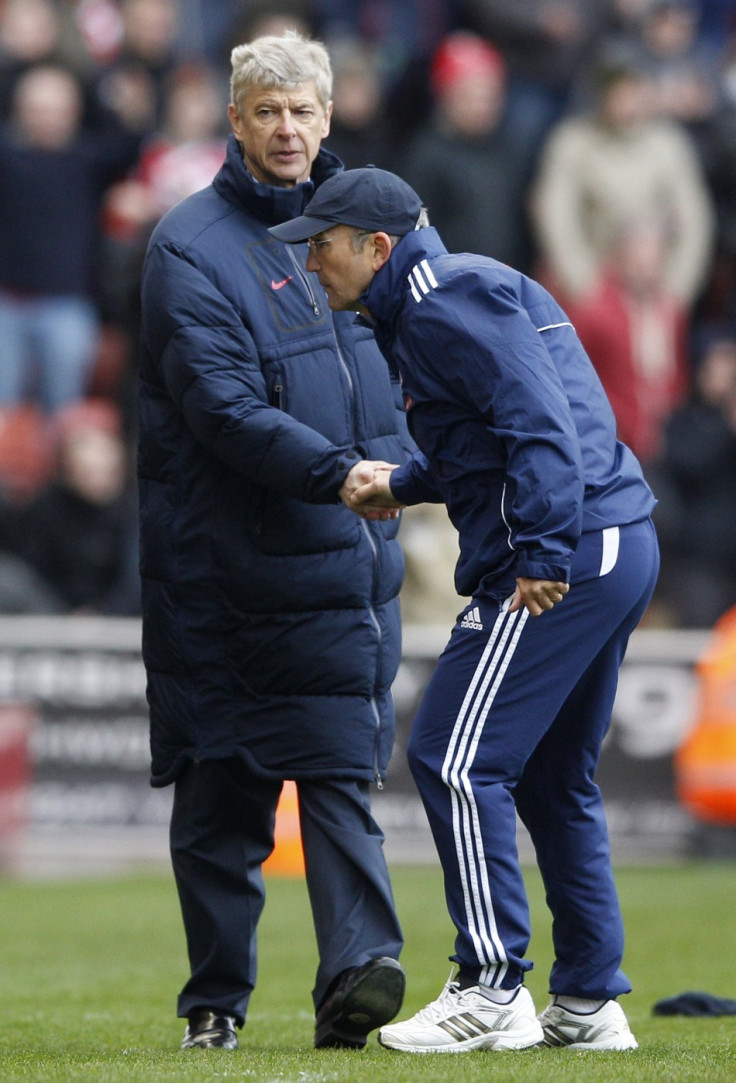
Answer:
[
  {"left": 338, "top": 459, "right": 570, "bottom": 616},
  {"left": 339, "top": 460, "right": 405, "bottom": 521}
]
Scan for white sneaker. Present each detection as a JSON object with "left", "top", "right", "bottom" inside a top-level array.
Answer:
[
  {"left": 378, "top": 979, "right": 543, "bottom": 1053},
  {"left": 538, "top": 999, "right": 638, "bottom": 1050}
]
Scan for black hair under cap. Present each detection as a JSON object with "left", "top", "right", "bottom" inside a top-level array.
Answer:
[{"left": 268, "top": 166, "right": 424, "bottom": 243}]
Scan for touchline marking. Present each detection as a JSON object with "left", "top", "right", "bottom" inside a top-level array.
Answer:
[{"left": 271, "top": 276, "right": 294, "bottom": 290}]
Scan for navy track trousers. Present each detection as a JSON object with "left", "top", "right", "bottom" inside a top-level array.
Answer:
[{"left": 407, "top": 518, "right": 659, "bottom": 999}]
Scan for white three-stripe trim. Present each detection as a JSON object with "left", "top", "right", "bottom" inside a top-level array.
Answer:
[
  {"left": 408, "top": 259, "right": 438, "bottom": 303},
  {"left": 442, "top": 603, "right": 529, "bottom": 986}
]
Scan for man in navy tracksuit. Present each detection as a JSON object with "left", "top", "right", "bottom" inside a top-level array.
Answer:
[{"left": 271, "top": 167, "right": 660, "bottom": 1053}]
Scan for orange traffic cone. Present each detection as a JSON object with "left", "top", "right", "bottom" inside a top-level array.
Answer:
[
  {"left": 263, "top": 780, "right": 305, "bottom": 876},
  {"left": 676, "top": 606, "right": 736, "bottom": 824}
]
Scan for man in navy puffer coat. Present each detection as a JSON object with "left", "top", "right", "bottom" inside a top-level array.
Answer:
[{"left": 138, "top": 34, "right": 410, "bottom": 1051}]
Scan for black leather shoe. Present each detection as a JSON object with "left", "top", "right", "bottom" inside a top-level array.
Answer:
[
  {"left": 315, "top": 956, "right": 406, "bottom": 1049},
  {"left": 181, "top": 1009, "right": 239, "bottom": 1049}
]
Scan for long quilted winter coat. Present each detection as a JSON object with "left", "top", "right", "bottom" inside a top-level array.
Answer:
[{"left": 138, "top": 137, "right": 410, "bottom": 786}]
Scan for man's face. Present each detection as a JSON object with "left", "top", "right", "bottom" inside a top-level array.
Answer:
[
  {"left": 600, "top": 74, "right": 652, "bottom": 131},
  {"left": 305, "top": 226, "right": 377, "bottom": 310},
  {"left": 15, "top": 67, "right": 82, "bottom": 150},
  {"left": 228, "top": 81, "right": 331, "bottom": 187}
]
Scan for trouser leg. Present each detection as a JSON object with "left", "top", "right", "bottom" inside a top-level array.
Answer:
[
  {"left": 407, "top": 603, "right": 538, "bottom": 989},
  {"left": 515, "top": 521, "right": 659, "bottom": 998},
  {"left": 515, "top": 642, "right": 629, "bottom": 999},
  {"left": 34, "top": 296, "right": 99, "bottom": 412},
  {"left": 297, "top": 778, "right": 403, "bottom": 1010},
  {"left": 0, "top": 292, "right": 30, "bottom": 405},
  {"left": 408, "top": 520, "right": 659, "bottom": 993},
  {"left": 169, "top": 759, "right": 281, "bottom": 1024}
]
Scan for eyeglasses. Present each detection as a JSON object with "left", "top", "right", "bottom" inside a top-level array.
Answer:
[
  {"left": 305, "top": 230, "right": 373, "bottom": 253},
  {"left": 305, "top": 236, "right": 333, "bottom": 253}
]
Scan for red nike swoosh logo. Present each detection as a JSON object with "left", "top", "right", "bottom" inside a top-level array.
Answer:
[{"left": 271, "top": 276, "right": 293, "bottom": 290}]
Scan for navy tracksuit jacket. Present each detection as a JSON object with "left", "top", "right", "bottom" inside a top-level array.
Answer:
[{"left": 363, "top": 228, "right": 659, "bottom": 997}]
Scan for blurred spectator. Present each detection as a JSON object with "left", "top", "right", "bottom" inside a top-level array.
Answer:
[
  {"left": 323, "top": 37, "right": 392, "bottom": 168},
  {"left": 318, "top": 2, "right": 456, "bottom": 147},
  {"left": 0, "top": 0, "right": 92, "bottom": 116},
  {"left": 651, "top": 327, "right": 736, "bottom": 627},
  {"left": 398, "top": 30, "right": 529, "bottom": 268},
  {"left": 122, "top": 62, "right": 225, "bottom": 219},
  {"left": 460, "top": 0, "right": 612, "bottom": 172},
  {"left": 95, "top": 0, "right": 182, "bottom": 127},
  {"left": 531, "top": 54, "right": 715, "bottom": 307},
  {"left": 99, "top": 60, "right": 226, "bottom": 383},
  {"left": 0, "top": 404, "right": 55, "bottom": 505},
  {"left": 0, "top": 399, "right": 140, "bottom": 615},
  {"left": 697, "top": 38, "right": 736, "bottom": 322},
  {"left": 628, "top": 0, "right": 720, "bottom": 131},
  {"left": 566, "top": 219, "right": 689, "bottom": 464},
  {"left": 607, "top": 0, "right": 656, "bottom": 34},
  {"left": 126, "top": 62, "right": 225, "bottom": 214},
  {"left": 173, "top": 0, "right": 244, "bottom": 67},
  {"left": 102, "top": 62, "right": 226, "bottom": 272},
  {"left": 0, "top": 63, "right": 145, "bottom": 414},
  {"left": 317, "top": 1, "right": 453, "bottom": 85},
  {"left": 698, "top": 0, "right": 736, "bottom": 51},
  {"left": 228, "top": 0, "right": 316, "bottom": 45},
  {"left": 72, "top": 0, "right": 126, "bottom": 66}
]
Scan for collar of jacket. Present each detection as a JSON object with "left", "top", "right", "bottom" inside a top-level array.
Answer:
[
  {"left": 212, "top": 133, "right": 345, "bottom": 226},
  {"left": 361, "top": 226, "right": 447, "bottom": 328}
]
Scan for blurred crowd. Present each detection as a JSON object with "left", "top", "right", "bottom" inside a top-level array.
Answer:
[{"left": 0, "top": 0, "right": 735, "bottom": 628}]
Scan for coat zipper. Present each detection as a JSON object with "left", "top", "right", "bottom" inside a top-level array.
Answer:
[
  {"left": 276, "top": 261, "right": 384, "bottom": 784},
  {"left": 361, "top": 510, "right": 384, "bottom": 790},
  {"left": 286, "top": 246, "right": 320, "bottom": 315},
  {"left": 333, "top": 338, "right": 383, "bottom": 784}
]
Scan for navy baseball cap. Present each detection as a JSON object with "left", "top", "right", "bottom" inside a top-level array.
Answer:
[{"left": 268, "top": 166, "right": 424, "bottom": 243}]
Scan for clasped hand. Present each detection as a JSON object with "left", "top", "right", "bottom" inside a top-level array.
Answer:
[
  {"left": 339, "top": 461, "right": 404, "bottom": 521},
  {"left": 339, "top": 462, "right": 570, "bottom": 617}
]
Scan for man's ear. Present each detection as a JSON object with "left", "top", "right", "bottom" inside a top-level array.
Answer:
[
  {"left": 322, "top": 99, "right": 333, "bottom": 139},
  {"left": 227, "top": 103, "right": 241, "bottom": 139},
  {"left": 372, "top": 232, "right": 394, "bottom": 270}
]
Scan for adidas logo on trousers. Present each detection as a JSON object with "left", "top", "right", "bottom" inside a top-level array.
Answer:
[{"left": 460, "top": 606, "right": 484, "bottom": 630}]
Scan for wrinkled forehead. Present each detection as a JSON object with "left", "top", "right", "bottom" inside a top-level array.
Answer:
[
  {"left": 238, "top": 79, "right": 325, "bottom": 111},
  {"left": 235, "top": 74, "right": 328, "bottom": 110}
]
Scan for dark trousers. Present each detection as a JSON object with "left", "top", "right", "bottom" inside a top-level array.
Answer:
[
  {"left": 169, "top": 759, "right": 403, "bottom": 1024},
  {"left": 407, "top": 519, "right": 659, "bottom": 999}
]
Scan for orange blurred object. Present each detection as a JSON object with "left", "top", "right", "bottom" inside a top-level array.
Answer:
[
  {"left": 676, "top": 607, "right": 736, "bottom": 823},
  {"left": 263, "top": 779, "right": 305, "bottom": 876}
]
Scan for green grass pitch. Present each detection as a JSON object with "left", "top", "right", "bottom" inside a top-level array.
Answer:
[{"left": 1, "top": 861, "right": 735, "bottom": 1081}]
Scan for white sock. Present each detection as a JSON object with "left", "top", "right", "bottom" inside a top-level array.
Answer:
[
  {"left": 480, "top": 985, "right": 520, "bottom": 1004},
  {"left": 555, "top": 995, "right": 607, "bottom": 1014}
]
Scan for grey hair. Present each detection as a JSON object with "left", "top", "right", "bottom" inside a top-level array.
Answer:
[
  {"left": 230, "top": 30, "right": 332, "bottom": 113},
  {"left": 390, "top": 207, "right": 431, "bottom": 249},
  {"left": 348, "top": 205, "right": 431, "bottom": 252}
]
